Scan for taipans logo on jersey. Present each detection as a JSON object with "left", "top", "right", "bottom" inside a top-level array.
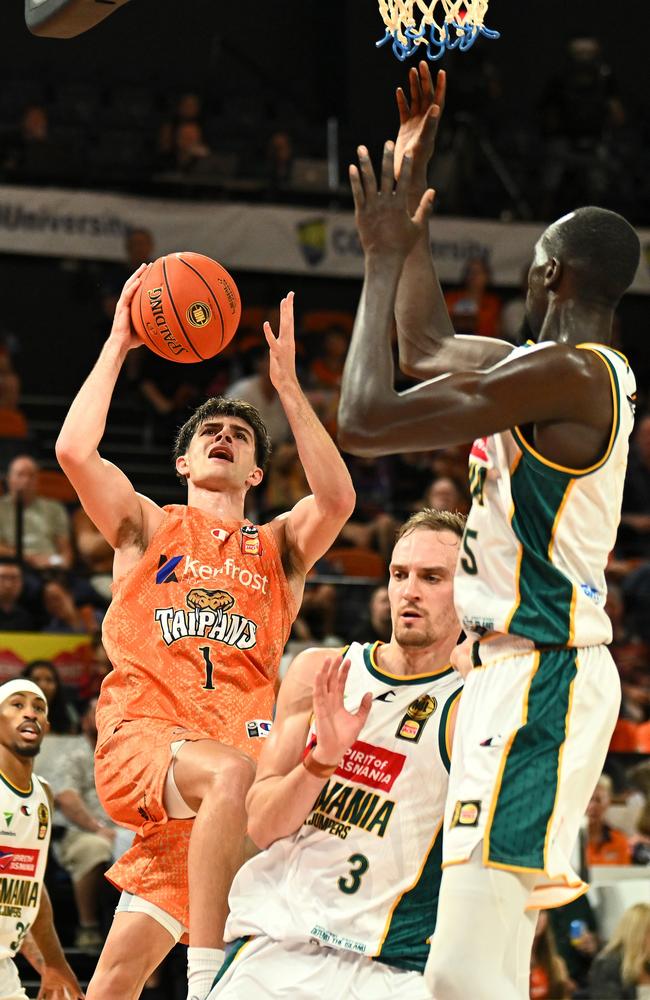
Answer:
[
  {"left": 0, "top": 847, "right": 39, "bottom": 877},
  {"left": 37, "top": 804, "right": 48, "bottom": 841},
  {"left": 246, "top": 720, "right": 272, "bottom": 739},
  {"left": 469, "top": 437, "right": 490, "bottom": 506},
  {"left": 155, "top": 588, "right": 258, "bottom": 650},
  {"left": 240, "top": 525, "right": 262, "bottom": 556},
  {"left": 156, "top": 553, "right": 269, "bottom": 593},
  {"left": 395, "top": 694, "right": 436, "bottom": 744},
  {"left": 306, "top": 778, "right": 396, "bottom": 841},
  {"left": 335, "top": 739, "right": 406, "bottom": 792}
]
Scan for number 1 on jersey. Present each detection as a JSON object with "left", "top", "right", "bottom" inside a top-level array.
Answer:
[{"left": 199, "top": 646, "right": 216, "bottom": 690}]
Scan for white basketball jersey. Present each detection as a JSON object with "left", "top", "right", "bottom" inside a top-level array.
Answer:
[
  {"left": 226, "top": 642, "right": 462, "bottom": 973},
  {"left": 455, "top": 343, "right": 635, "bottom": 648},
  {"left": 0, "top": 770, "right": 50, "bottom": 960}
]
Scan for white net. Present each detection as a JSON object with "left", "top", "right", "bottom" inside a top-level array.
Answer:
[{"left": 377, "top": 0, "right": 497, "bottom": 59}]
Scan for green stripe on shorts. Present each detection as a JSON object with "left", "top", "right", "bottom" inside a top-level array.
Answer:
[
  {"left": 486, "top": 648, "right": 577, "bottom": 870},
  {"left": 211, "top": 936, "right": 250, "bottom": 990}
]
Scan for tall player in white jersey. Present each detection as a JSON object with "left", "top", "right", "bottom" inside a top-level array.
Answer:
[
  {"left": 0, "top": 679, "right": 82, "bottom": 1000},
  {"left": 338, "top": 65, "right": 641, "bottom": 1000},
  {"left": 207, "top": 509, "right": 464, "bottom": 999}
]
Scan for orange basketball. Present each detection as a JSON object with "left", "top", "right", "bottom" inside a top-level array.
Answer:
[{"left": 131, "top": 252, "right": 241, "bottom": 363}]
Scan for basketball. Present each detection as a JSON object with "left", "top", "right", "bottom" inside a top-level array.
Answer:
[{"left": 131, "top": 252, "right": 241, "bottom": 363}]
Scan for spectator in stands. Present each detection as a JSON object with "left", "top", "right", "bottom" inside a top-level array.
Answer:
[
  {"left": 529, "top": 910, "right": 572, "bottom": 999},
  {"left": 41, "top": 576, "right": 101, "bottom": 634},
  {"left": 588, "top": 903, "right": 650, "bottom": 999},
  {"left": 423, "top": 475, "right": 470, "bottom": 516},
  {"left": 85, "top": 634, "right": 113, "bottom": 701},
  {"left": 0, "top": 369, "right": 28, "bottom": 440},
  {"left": 0, "top": 556, "right": 35, "bottom": 630},
  {"left": 21, "top": 660, "right": 79, "bottom": 735},
  {"left": 0, "top": 454, "right": 72, "bottom": 570},
  {"left": 548, "top": 895, "right": 599, "bottom": 995},
  {"left": 630, "top": 800, "right": 650, "bottom": 866},
  {"left": 163, "top": 120, "right": 211, "bottom": 174},
  {"left": 444, "top": 256, "right": 502, "bottom": 337},
  {"left": 157, "top": 91, "right": 204, "bottom": 162},
  {"left": 500, "top": 265, "right": 531, "bottom": 345},
  {"left": 349, "top": 584, "right": 392, "bottom": 645},
  {"left": 586, "top": 773, "right": 632, "bottom": 866},
  {"left": 71, "top": 507, "right": 113, "bottom": 603},
  {"left": 125, "top": 227, "right": 155, "bottom": 272},
  {"left": 3, "top": 104, "right": 52, "bottom": 180},
  {"left": 54, "top": 698, "right": 129, "bottom": 951},
  {"left": 262, "top": 442, "right": 309, "bottom": 519},
  {"left": 620, "top": 413, "right": 650, "bottom": 558},
  {"left": 309, "top": 327, "right": 349, "bottom": 390},
  {"left": 225, "top": 348, "right": 291, "bottom": 444},
  {"left": 263, "top": 129, "right": 294, "bottom": 188},
  {"left": 340, "top": 454, "right": 397, "bottom": 564}
]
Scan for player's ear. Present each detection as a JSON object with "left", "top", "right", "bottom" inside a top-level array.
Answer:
[
  {"left": 246, "top": 466, "right": 264, "bottom": 489},
  {"left": 544, "top": 257, "right": 562, "bottom": 291},
  {"left": 175, "top": 454, "right": 190, "bottom": 479}
]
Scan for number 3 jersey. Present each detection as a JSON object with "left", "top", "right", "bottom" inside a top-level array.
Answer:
[
  {"left": 0, "top": 771, "right": 50, "bottom": 960},
  {"left": 99, "top": 505, "right": 297, "bottom": 759},
  {"left": 456, "top": 343, "right": 635, "bottom": 648},
  {"left": 225, "top": 642, "right": 462, "bottom": 974}
]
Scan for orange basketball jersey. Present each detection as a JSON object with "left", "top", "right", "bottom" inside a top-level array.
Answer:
[{"left": 99, "top": 505, "right": 297, "bottom": 758}]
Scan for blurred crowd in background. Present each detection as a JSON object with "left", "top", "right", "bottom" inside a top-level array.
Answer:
[{"left": 0, "top": 15, "right": 649, "bottom": 998}]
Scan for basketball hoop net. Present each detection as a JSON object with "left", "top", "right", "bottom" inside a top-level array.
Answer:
[{"left": 376, "top": 0, "right": 499, "bottom": 61}]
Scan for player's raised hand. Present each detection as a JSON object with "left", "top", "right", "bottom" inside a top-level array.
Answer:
[
  {"left": 394, "top": 63, "right": 446, "bottom": 188},
  {"left": 350, "top": 142, "right": 435, "bottom": 261},
  {"left": 108, "top": 263, "right": 148, "bottom": 353},
  {"left": 312, "top": 655, "right": 372, "bottom": 765},
  {"left": 263, "top": 292, "right": 298, "bottom": 391}
]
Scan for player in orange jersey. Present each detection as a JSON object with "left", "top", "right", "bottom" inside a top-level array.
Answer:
[{"left": 56, "top": 271, "right": 356, "bottom": 1000}]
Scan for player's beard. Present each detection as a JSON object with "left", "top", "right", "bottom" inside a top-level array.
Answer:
[
  {"left": 394, "top": 622, "right": 434, "bottom": 647},
  {"left": 13, "top": 742, "right": 40, "bottom": 759}
]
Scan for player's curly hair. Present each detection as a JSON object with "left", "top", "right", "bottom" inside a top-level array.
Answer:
[
  {"left": 173, "top": 396, "right": 272, "bottom": 481},
  {"left": 395, "top": 508, "right": 466, "bottom": 543}
]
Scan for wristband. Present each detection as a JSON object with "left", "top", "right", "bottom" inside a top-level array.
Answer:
[{"left": 302, "top": 748, "right": 339, "bottom": 779}]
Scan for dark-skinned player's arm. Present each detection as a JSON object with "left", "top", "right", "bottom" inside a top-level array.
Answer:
[
  {"left": 30, "top": 884, "right": 85, "bottom": 999},
  {"left": 56, "top": 266, "right": 162, "bottom": 557},
  {"left": 392, "top": 64, "right": 513, "bottom": 379},
  {"left": 264, "top": 293, "right": 356, "bottom": 572},
  {"left": 338, "top": 144, "right": 612, "bottom": 459},
  {"left": 246, "top": 651, "right": 371, "bottom": 850}
]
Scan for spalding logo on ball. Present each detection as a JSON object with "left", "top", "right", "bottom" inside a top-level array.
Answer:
[{"left": 131, "top": 252, "right": 241, "bottom": 363}]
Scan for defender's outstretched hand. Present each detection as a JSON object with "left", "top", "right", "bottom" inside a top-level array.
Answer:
[
  {"left": 395, "top": 64, "right": 446, "bottom": 184},
  {"left": 263, "top": 292, "right": 298, "bottom": 391},
  {"left": 350, "top": 142, "right": 435, "bottom": 260},
  {"left": 312, "top": 656, "right": 372, "bottom": 765}
]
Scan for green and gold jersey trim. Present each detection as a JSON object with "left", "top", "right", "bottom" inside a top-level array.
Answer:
[
  {"left": 0, "top": 770, "right": 32, "bottom": 798},
  {"left": 211, "top": 936, "right": 251, "bottom": 990},
  {"left": 374, "top": 819, "right": 443, "bottom": 972},
  {"left": 484, "top": 649, "right": 578, "bottom": 871},
  {"left": 363, "top": 643, "right": 454, "bottom": 686},
  {"left": 438, "top": 689, "right": 462, "bottom": 773},
  {"left": 511, "top": 346, "right": 620, "bottom": 481}
]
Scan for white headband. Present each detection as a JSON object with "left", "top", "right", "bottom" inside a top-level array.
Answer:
[{"left": 0, "top": 680, "right": 48, "bottom": 714}]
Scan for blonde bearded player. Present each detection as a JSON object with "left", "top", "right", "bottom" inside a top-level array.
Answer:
[
  {"left": 207, "top": 509, "right": 464, "bottom": 999},
  {"left": 338, "top": 63, "right": 641, "bottom": 1000},
  {"left": 0, "top": 679, "right": 82, "bottom": 1000}
]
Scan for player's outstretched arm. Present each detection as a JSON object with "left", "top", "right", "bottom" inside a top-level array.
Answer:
[
  {"left": 339, "top": 144, "right": 613, "bottom": 458},
  {"left": 30, "top": 884, "right": 85, "bottom": 999},
  {"left": 246, "top": 651, "right": 371, "bottom": 850},
  {"left": 264, "top": 293, "right": 356, "bottom": 572},
  {"left": 56, "top": 265, "right": 161, "bottom": 553},
  {"left": 393, "top": 64, "right": 512, "bottom": 378}
]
